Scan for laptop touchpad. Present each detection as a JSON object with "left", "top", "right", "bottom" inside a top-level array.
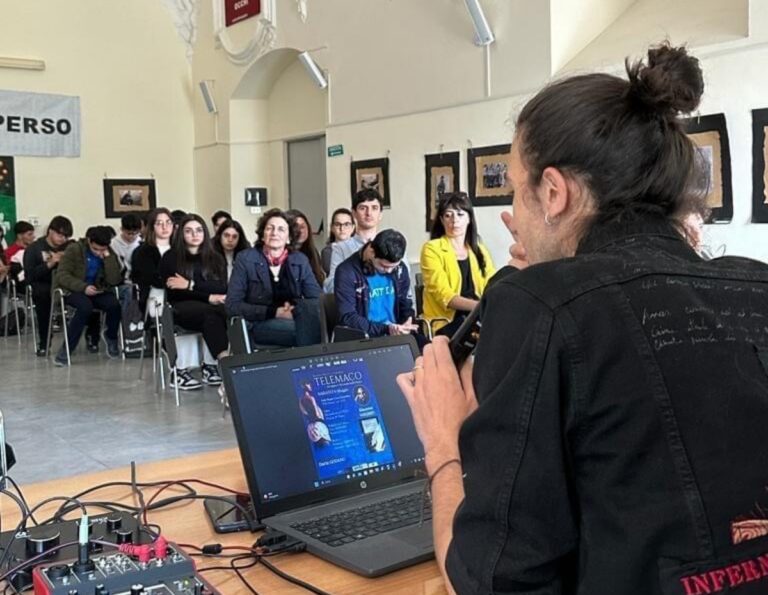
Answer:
[{"left": 395, "top": 525, "right": 433, "bottom": 549}]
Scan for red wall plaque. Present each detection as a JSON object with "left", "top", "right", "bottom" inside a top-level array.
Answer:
[{"left": 224, "top": 0, "right": 261, "bottom": 27}]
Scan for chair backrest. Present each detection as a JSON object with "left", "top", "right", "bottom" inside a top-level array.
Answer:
[
  {"left": 228, "top": 316, "right": 252, "bottom": 355},
  {"left": 319, "top": 292, "right": 338, "bottom": 344},
  {"left": 414, "top": 273, "right": 425, "bottom": 317}
]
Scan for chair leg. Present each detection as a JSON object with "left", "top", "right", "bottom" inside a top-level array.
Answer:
[
  {"left": 60, "top": 297, "right": 71, "bottom": 366},
  {"left": 173, "top": 365, "right": 180, "bottom": 407},
  {"left": 11, "top": 286, "right": 21, "bottom": 345},
  {"left": 46, "top": 298, "right": 56, "bottom": 357}
]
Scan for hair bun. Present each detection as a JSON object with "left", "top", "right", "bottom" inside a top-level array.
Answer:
[{"left": 626, "top": 42, "right": 704, "bottom": 117}]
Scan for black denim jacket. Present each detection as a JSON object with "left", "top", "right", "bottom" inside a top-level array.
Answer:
[{"left": 446, "top": 221, "right": 768, "bottom": 594}]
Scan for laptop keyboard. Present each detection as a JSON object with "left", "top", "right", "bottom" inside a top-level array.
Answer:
[{"left": 290, "top": 491, "right": 432, "bottom": 547}]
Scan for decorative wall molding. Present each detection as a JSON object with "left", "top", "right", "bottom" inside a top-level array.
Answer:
[
  {"left": 212, "top": 0, "right": 277, "bottom": 66},
  {"left": 160, "top": 0, "right": 198, "bottom": 61},
  {"left": 296, "top": 0, "right": 308, "bottom": 23}
]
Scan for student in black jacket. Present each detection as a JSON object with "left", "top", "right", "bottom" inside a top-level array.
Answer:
[
  {"left": 130, "top": 207, "right": 174, "bottom": 313},
  {"left": 23, "top": 215, "right": 73, "bottom": 355},
  {"left": 159, "top": 214, "right": 228, "bottom": 385}
]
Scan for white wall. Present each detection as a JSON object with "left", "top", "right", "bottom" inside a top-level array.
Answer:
[
  {"left": 550, "top": 0, "right": 636, "bottom": 73},
  {"left": 0, "top": 0, "right": 194, "bottom": 236}
]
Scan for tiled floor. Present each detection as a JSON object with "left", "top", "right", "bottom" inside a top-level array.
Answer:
[{"left": 0, "top": 333, "right": 237, "bottom": 486}]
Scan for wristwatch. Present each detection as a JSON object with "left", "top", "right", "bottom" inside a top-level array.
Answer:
[{"left": 188, "top": 279, "right": 195, "bottom": 291}]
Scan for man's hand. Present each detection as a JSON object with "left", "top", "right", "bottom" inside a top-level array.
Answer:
[
  {"left": 208, "top": 294, "right": 226, "bottom": 305},
  {"left": 276, "top": 302, "right": 294, "bottom": 319},
  {"left": 85, "top": 285, "right": 101, "bottom": 296},
  {"left": 47, "top": 251, "right": 63, "bottom": 268},
  {"left": 501, "top": 211, "right": 530, "bottom": 270},
  {"left": 397, "top": 337, "right": 477, "bottom": 469},
  {"left": 166, "top": 274, "right": 189, "bottom": 290}
]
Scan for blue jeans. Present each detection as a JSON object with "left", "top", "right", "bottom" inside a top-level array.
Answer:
[
  {"left": 249, "top": 299, "right": 320, "bottom": 347},
  {"left": 64, "top": 291, "right": 121, "bottom": 352}
]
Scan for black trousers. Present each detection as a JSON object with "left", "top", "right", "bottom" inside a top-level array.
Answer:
[
  {"left": 171, "top": 301, "right": 228, "bottom": 358},
  {"left": 32, "top": 283, "right": 51, "bottom": 349}
]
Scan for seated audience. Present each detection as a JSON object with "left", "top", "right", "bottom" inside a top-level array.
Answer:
[
  {"left": 324, "top": 189, "right": 384, "bottom": 292},
  {"left": 226, "top": 208, "right": 321, "bottom": 347},
  {"left": 24, "top": 216, "right": 73, "bottom": 356},
  {"left": 321, "top": 207, "right": 355, "bottom": 275},
  {"left": 171, "top": 209, "right": 186, "bottom": 232},
  {"left": 212, "top": 219, "right": 249, "bottom": 279},
  {"left": 211, "top": 210, "right": 232, "bottom": 234},
  {"left": 111, "top": 214, "right": 142, "bottom": 282},
  {"left": 334, "top": 229, "right": 421, "bottom": 342},
  {"left": 133, "top": 208, "right": 207, "bottom": 391},
  {"left": 287, "top": 209, "right": 326, "bottom": 286},
  {"left": 52, "top": 226, "right": 122, "bottom": 365},
  {"left": 420, "top": 192, "right": 496, "bottom": 336},
  {"left": 159, "top": 214, "right": 228, "bottom": 388}
]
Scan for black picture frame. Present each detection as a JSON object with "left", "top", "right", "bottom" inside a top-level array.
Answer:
[
  {"left": 424, "top": 151, "right": 460, "bottom": 232},
  {"left": 751, "top": 108, "right": 768, "bottom": 223},
  {"left": 683, "top": 113, "right": 733, "bottom": 223},
  {"left": 350, "top": 158, "right": 390, "bottom": 209},
  {"left": 102, "top": 178, "right": 157, "bottom": 219},
  {"left": 467, "top": 144, "right": 513, "bottom": 207},
  {"left": 245, "top": 187, "right": 268, "bottom": 207}
]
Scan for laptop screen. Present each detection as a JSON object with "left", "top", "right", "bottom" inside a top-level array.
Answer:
[{"left": 224, "top": 338, "right": 425, "bottom": 517}]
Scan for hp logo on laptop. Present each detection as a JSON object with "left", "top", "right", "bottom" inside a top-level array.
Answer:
[{"left": 360, "top": 481, "right": 367, "bottom": 489}]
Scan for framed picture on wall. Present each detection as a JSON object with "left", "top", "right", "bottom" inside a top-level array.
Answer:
[
  {"left": 751, "top": 108, "right": 768, "bottom": 223},
  {"left": 0, "top": 156, "right": 17, "bottom": 243},
  {"left": 424, "top": 151, "right": 460, "bottom": 232},
  {"left": 467, "top": 144, "right": 513, "bottom": 207},
  {"left": 350, "top": 158, "right": 390, "bottom": 209},
  {"left": 683, "top": 113, "right": 733, "bottom": 223},
  {"left": 103, "top": 178, "right": 157, "bottom": 218},
  {"left": 245, "top": 187, "right": 268, "bottom": 207}
]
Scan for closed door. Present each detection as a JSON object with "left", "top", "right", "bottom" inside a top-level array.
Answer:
[{"left": 288, "top": 136, "right": 327, "bottom": 236}]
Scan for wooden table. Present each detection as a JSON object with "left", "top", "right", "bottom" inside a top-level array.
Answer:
[{"left": 3, "top": 449, "right": 446, "bottom": 594}]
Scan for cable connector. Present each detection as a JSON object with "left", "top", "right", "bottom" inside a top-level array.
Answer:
[
  {"left": 154, "top": 535, "right": 168, "bottom": 559},
  {"left": 118, "top": 543, "right": 152, "bottom": 564},
  {"left": 256, "top": 530, "right": 287, "bottom": 548},
  {"left": 260, "top": 536, "right": 306, "bottom": 554},
  {"left": 201, "top": 543, "right": 223, "bottom": 555}
]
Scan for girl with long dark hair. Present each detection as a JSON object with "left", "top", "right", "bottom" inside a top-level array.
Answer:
[
  {"left": 419, "top": 191, "right": 495, "bottom": 336},
  {"left": 286, "top": 209, "right": 326, "bottom": 286},
  {"left": 159, "top": 214, "right": 228, "bottom": 388},
  {"left": 212, "top": 218, "right": 249, "bottom": 279}
]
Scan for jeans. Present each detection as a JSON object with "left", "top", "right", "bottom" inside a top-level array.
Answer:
[
  {"left": 63, "top": 291, "right": 121, "bottom": 352},
  {"left": 249, "top": 299, "right": 320, "bottom": 347}
]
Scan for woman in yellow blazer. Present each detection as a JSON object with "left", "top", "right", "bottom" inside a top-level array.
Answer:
[{"left": 420, "top": 192, "right": 495, "bottom": 336}]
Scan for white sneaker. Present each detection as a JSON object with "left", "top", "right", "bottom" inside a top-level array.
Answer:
[
  {"left": 202, "top": 364, "right": 222, "bottom": 386},
  {"left": 170, "top": 368, "right": 202, "bottom": 391}
]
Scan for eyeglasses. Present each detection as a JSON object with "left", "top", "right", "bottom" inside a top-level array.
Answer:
[{"left": 332, "top": 222, "right": 354, "bottom": 229}]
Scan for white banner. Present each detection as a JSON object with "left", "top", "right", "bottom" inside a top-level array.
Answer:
[{"left": 0, "top": 89, "right": 80, "bottom": 157}]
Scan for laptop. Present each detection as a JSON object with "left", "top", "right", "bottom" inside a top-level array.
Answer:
[{"left": 220, "top": 335, "right": 434, "bottom": 577}]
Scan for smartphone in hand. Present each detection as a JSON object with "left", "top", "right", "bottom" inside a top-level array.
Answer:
[{"left": 448, "top": 305, "right": 482, "bottom": 367}]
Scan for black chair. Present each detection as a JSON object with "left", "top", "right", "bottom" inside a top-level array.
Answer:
[
  {"left": 319, "top": 293, "right": 367, "bottom": 343},
  {"left": 414, "top": 273, "right": 449, "bottom": 340},
  {"left": 227, "top": 316, "right": 252, "bottom": 355}
]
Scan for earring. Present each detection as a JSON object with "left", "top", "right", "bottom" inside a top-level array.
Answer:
[{"left": 544, "top": 213, "right": 553, "bottom": 226}]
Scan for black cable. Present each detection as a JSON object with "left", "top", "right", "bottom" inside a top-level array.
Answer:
[
  {"left": 258, "top": 556, "right": 334, "bottom": 595},
  {"left": 4, "top": 478, "right": 35, "bottom": 525},
  {"left": 231, "top": 554, "right": 261, "bottom": 595},
  {"left": 130, "top": 461, "right": 148, "bottom": 529}
]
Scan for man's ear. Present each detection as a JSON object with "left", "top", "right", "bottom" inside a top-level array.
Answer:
[{"left": 539, "top": 166, "right": 573, "bottom": 219}]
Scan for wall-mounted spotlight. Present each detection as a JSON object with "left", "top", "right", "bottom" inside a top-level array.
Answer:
[
  {"left": 199, "top": 80, "right": 218, "bottom": 114},
  {"left": 464, "top": 0, "right": 495, "bottom": 46},
  {"left": 298, "top": 51, "right": 328, "bottom": 90}
]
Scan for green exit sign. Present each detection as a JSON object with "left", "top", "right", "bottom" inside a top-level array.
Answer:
[{"left": 327, "top": 144, "right": 344, "bottom": 158}]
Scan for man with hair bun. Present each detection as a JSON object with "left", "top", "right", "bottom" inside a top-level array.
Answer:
[{"left": 399, "top": 42, "right": 768, "bottom": 594}]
